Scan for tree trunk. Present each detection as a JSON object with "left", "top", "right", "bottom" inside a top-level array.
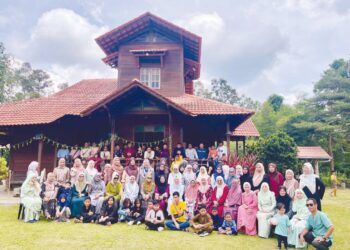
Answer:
[{"left": 328, "top": 133, "right": 335, "bottom": 172}]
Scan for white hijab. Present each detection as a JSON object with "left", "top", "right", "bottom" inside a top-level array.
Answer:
[
  {"left": 215, "top": 176, "right": 226, "bottom": 199},
  {"left": 27, "top": 161, "right": 39, "bottom": 176},
  {"left": 299, "top": 162, "right": 316, "bottom": 194},
  {"left": 196, "top": 166, "right": 210, "bottom": 182}
]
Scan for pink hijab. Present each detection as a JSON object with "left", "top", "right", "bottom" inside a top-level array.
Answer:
[
  {"left": 185, "top": 180, "right": 199, "bottom": 201},
  {"left": 226, "top": 178, "right": 242, "bottom": 206}
]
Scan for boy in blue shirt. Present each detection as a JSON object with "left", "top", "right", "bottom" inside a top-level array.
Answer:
[
  {"left": 218, "top": 212, "right": 238, "bottom": 235},
  {"left": 270, "top": 203, "right": 290, "bottom": 250}
]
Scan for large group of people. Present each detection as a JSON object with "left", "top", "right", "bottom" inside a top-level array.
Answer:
[{"left": 21, "top": 142, "right": 334, "bottom": 250}]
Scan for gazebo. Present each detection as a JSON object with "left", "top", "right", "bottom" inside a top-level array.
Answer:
[{"left": 297, "top": 146, "right": 332, "bottom": 175}]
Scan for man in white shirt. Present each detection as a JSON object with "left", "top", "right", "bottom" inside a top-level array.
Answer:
[
  {"left": 217, "top": 142, "right": 227, "bottom": 160},
  {"left": 144, "top": 147, "right": 155, "bottom": 160}
]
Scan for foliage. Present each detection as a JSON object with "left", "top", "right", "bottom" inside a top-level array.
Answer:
[
  {"left": 194, "top": 79, "right": 261, "bottom": 110},
  {"left": 0, "top": 157, "right": 8, "bottom": 181},
  {"left": 267, "top": 94, "right": 284, "bottom": 112},
  {"left": 0, "top": 42, "right": 54, "bottom": 103},
  {"left": 254, "top": 131, "right": 298, "bottom": 172},
  {"left": 229, "top": 153, "right": 257, "bottom": 174}
]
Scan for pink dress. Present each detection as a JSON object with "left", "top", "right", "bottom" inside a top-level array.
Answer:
[{"left": 237, "top": 191, "right": 258, "bottom": 235}]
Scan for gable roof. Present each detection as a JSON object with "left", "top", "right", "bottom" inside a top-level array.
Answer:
[
  {"left": 96, "top": 12, "right": 201, "bottom": 62},
  {"left": 0, "top": 79, "right": 254, "bottom": 126},
  {"left": 232, "top": 118, "right": 260, "bottom": 137},
  {"left": 297, "top": 146, "right": 332, "bottom": 160}
]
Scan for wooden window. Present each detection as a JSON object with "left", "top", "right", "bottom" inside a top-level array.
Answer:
[{"left": 140, "top": 68, "right": 161, "bottom": 89}]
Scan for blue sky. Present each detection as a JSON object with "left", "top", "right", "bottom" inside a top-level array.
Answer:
[{"left": 1, "top": 0, "right": 350, "bottom": 103}]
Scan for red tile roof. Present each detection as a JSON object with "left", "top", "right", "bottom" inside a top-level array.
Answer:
[
  {"left": 232, "top": 118, "right": 260, "bottom": 137},
  {"left": 297, "top": 146, "right": 332, "bottom": 160},
  {"left": 0, "top": 79, "right": 254, "bottom": 126}
]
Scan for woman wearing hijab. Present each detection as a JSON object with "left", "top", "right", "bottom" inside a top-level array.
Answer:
[
  {"left": 111, "top": 157, "right": 124, "bottom": 184},
  {"left": 106, "top": 172, "right": 123, "bottom": 202},
  {"left": 167, "top": 165, "right": 183, "bottom": 186},
  {"left": 299, "top": 162, "right": 325, "bottom": 210},
  {"left": 256, "top": 182, "right": 276, "bottom": 238},
  {"left": 141, "top": 173, "right": 155, "bottom": 203},
  {"left": 154, "top": 175, "right": 169, "bottom": 211},
  {"left": 222, "top": 164, "right": 230, "bottom": 182},
  {"left": 283, "top": 169, "right": 299, "bottom": 198},
  {"left": 183, "top": 164, "right": 196, "bottom": 189},
  {"left": 237, "top": 182, "right": 258, "bottom": 236},
  {"left": 20, "top": 173, "right": 42, "bottom": 222},
  {"left": 71, "top": 173, "right": 89, "bottom": 217},
  {"left": 225, "top": 167, "right": 236, "bottom": 188},
  {"left": 223, "top": 178, "right": 242, "bottom": 222},
  {"left": 211, "top": 165, "right": 225, "bottom": 187},
  {"left": 122, "top": 175, "right": 139, "bottom": 204},
  {"left": 287, "top": 189, "right": 310, "bottom": 249},
  {"left": 85, "top": 160, "right": 98, "bottom": 184},
  {"left": 27, "top": 161, "right": 39, "bottom": 177},
  {"left": 195, "top": 177, "right": 213, "bottom": 212},
  {"left": 235, "top": 165, "right": 243, "bottom": 178},
  {"left": 267, "top": 163, "right": 285, "bottom": 197},
  {"left": 89, "top": 173, "right": 105, "bottom": 214},
  {"left": 252, "top": 163, "right": 269, "bottom": 192},
  {"left": 139, "top": 159, "right": 154, "bottom": 187},
  {"left": 70, "top": 158, "right": 85, "bottom": 184},
  {"left": 41, "top": 172, "right": 57, "bottom": 220},
  {"left": 276, "top": 186, "right": 293, "bottom": 218},
  {"left": 167, "top": 177, "right": 185, "bottom": 214},
  {"left": 53, "top": 158, "right": 70, "bottom": 186},
  {"left": 209, "top": 176, "right": 229, "bottom": 217},
  {"left": 240, "top": 166, "right": 253, "bottom": 191},
  {"left": 122, "top": 158, "right": 139, "bottom": 185},
  {"left": 185, "top": 179, "right": 199, "bottom": 219},
  {"left": 155, "top": 163, "right": 168, "bottom": 186},
  {"left": 196, "top": 166, "right": 211, "bottom": 184}
]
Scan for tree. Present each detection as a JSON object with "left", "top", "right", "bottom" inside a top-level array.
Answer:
[
  {"left": 0, "top": 42, "right": 16, "bottom": 103},
  {"left": 254, "top": 131, "right": 298, "bottom": 172},
  {"left": 0, "top": 157, "right": 8, "bottom": 181},
  {"left": 267, "top": 94, "right": 284, "bottom": 112}
]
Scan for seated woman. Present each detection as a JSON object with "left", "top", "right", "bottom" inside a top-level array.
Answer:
[
  {"left": 70, "top": 158, "right": 85, "bottom": 184},
  {"left": 154, "top": 175, "right": 169, "bottom": 212},
  {"left": 105, "top": 172, "right": 123, "bottom": 202},
  {"left": 237, "top": 182, "right": 258, "bottom": 236},
  {"left": 139, "top": 159, "right": 154, "bottom": 187},
  {"left": 56, "top": 193, "right": 71, "bottom": 222},
  {"left": 141, "top": 174, "right": 155, "bottom": 205},
  {"left": 167, "top": 165, "right": 183, "bottom": 186},
  {"left": 123, "top": 175, "right": 139, "bottom": 204},
  {"left": 190, "top": 204, "right": 213, "bottom": 237},
  {"left": 276, "top": 186, "right": 293, "bottom": 218},
  {"left": 287, "top": 189, "right": 310, "bottom": 249},
  {"left": 155, "top": 162, "right": 168, "bottom": 186},
  {"left": 218, "top": 212, "right": 238, "bottom": 235},
  {"left": 111, "top": 157, "right": 124, "bottom": 184},
  {"left": 74, "top": 197, "right": 98, "bottom": 223},
  {"left": 209, "top": 176, "right": 229, "bottom": 217},
  {"left": 225, "top": 167, "right": 236, "bottom": 188},
  {"left": 118, "top": 198, "right": 132, "bottom": 222},
  {"left": 41, "top": 172, "right": 57, "bottom": 220},
  {"left": 183, "top": 165, "right": 196, "bottom": 189},
  {"left": 196, "top": 166, "right": 211, "bottom": 184},
  {"left": 257, "top": 182, "right": 276, "bottom": 238},
  {"left": 122, "top": 158, "right": 139, "bottom": 185},
  {"left": 127, "top": 199, "right": 145, "bottom": 225},
  {"left": 185, "top": 179, "right": 199, "bottom": 220},
  {"left": 89, "top": 173, "right": 105, "bottom": 214},
  {"left": 53, "top": 158, "right": 70, "bottom": 186},
  {"left": 85, "top": 160, "right": 98, "bottom": 184},
  {"left": 20, "top": 173, "right": 42, "bottom": 223},
  {"left": 98, "top": 196, "right": 118, "bottom": 226},
  {"left": 71, "top": 173, "right": 89, "bottom": 218},
  {"left": 223, "top": 178, "right": 242, "bottom": 222},
  {"left": 195, "top": 177, "right": 213, "bottom": 212},
  {"left": 167, "top": 177, "right": 184, "bottom": 214}
]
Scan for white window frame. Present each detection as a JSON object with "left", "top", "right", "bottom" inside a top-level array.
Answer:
[{"left": 140, "top": 67, "right": 161, "bottom": 89}]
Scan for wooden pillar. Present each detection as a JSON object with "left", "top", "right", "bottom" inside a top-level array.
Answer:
[
  {"left": 37, "top": 139, "right": 44, "bottom": 170},
  {"left": 110, "top": 117, "right": 116, "bottom": 159},
  {"left": 243, "top": 138, "right": 246, "bottom": 155},
  {"left": 235, "top": 140, "right": 239, "bottom": 155},
  {"left": 314, "top": 160, "right": 319, "bottom": 176},
  {"left": 226, "top": 120, "right": 231, "bottom": 162},
  {"left": 53, "top": 145, "right": 58, "bottom": 168},
  {"left": 168, "top": 106, "right": 173, "bottom": 161}
]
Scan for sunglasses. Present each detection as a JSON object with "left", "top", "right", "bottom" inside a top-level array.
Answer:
[{"left": 306, "top": 203, "right": 314, "bottom": 207}]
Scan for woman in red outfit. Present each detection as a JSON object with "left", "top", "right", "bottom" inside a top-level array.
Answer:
[
  {"left": 268, "top": 163, "right": 285, "bottom": 197},
  {"left": 209, "top": 176, "right": 229, "bottom": 217}
]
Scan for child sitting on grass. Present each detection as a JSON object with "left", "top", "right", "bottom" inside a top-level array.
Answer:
[
  {"left": 211, "top": 206, "right": 223, "bottom": 231},
  {"left": 118, "top": 198, "right": 132, "bottom": 222},
  {"left": 127, "top": 198, "right": 145, "bottom": 225},
  {"left": 218, "top": 212, "right": 238, "bottom": 235},
  {"left": 190, "top": 204, "right": 213, "bottom": 237},
  {"left": 56, "top": 193, "right": 71, "bottom": 222},
  {"left": 98, "top": 196, "right": 118, "bottom": 226},
  {"left": 269, "top": 203, "right": 291, "bottom": 250},
  {"left": 145, "top": 200, "right": 165, "bottom": 231},
  {"left": 74, "top": 197, "right": 97, "bottom": 223}
]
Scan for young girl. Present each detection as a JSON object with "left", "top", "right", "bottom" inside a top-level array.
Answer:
[
  {"left": 75, "top": 197, "right": 97, "bottom": 223},
  {"left": 128, "top": 199, "right": 145, "bottom": 225},
  {"left": 56, "top": 193, "right": 71, "bottom": 222},
  {"left": 98, "top": 196, "right": 118, "bottom": 226},
  {"left": 118, "top": 198, "right": 132, "bottom": 222},
  {"left": 218, "top": 212, "right": 238, "bottom": 235},
  {"left": 270, "top": 203, "right": 291, "bottom": 250}
]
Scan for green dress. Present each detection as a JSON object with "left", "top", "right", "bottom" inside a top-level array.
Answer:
[
  {"left": 21, "top": 173, "right": 42, "bottom": 222},
  {"left": 70, "top": 184, "right": 89, "bottom": 217},
  {"left": 105, "top": 181, "right": 122, "bottom": 201}
]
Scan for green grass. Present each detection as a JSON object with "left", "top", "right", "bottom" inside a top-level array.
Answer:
[{"left": 0, "top": 189, "right": 349, "bottom": 250}]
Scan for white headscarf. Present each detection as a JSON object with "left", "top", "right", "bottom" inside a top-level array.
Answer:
[
  {"left": 253, "top": 162, "right": 265, "bottom": 187},
  {"left": 235, "top": 165, "right": 243, "bottom": 178},
  {"left": 215, "top": 176, "right": 226, "bottom": 199},
  {"left": 299, "top": 162, "right": 316, "bottom": 194},
  {"left": 196, "top": 166, "right": 210, "bottom": 182},
  {"left": 27, "top": 161, "right": 39, "bottom": 176},
  {"left": 86, "top": 160, "right": 97, "bottom": 176},
  {"left": 124, "top": 176, "right": 139, "bottom": 202},
  {"left": 183, "top": 165, "right": 196, "bottom": 183},
  {"left": 222, "top": 165, "right": 230, "bottom": 180}
]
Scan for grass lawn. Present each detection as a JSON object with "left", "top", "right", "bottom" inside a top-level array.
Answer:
[{"left": 0, "top": 189, "right": 349, "bottom": 250}]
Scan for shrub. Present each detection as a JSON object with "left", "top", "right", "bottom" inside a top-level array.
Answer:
[{"left": 0, "top": 157, "right": 9, "bottom": 181}]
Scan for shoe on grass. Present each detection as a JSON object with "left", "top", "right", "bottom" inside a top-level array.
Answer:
[
  {"left": 128, "top": 221, "right": 134, "bottom": 226},
  {"left": 199, "top": 231, "right": 209, "bottom": 237},
  {"left": 158, "top": 227, "right": 164, "bottom": 232}
]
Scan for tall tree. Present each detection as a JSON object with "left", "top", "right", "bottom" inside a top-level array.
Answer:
[{"left": 267, "top": 94, "right": 284, "bottom": 112}]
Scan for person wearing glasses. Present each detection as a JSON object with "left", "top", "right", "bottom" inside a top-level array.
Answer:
[{"left": 299, "top": 198, "right": 334, "bottom": 250}]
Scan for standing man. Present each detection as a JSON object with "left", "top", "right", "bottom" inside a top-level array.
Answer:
[{"left": 299, "top": 198, "right": 334, "bottom": 250}]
